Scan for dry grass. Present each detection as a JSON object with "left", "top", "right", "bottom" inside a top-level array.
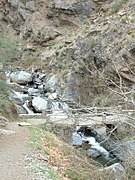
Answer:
[
  {"left": 29, "top": 127, "right": 98, "bottom": 179},
  {"left": 28, "top": 127, "right": 121, "bottom": 180}
]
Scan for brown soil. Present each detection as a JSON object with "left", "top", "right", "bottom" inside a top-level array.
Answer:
[{"left": 0, "top": 122, "right": 48, "bottom": 180}]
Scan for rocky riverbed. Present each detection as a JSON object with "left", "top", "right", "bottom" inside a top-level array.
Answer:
[
  {"left": 6, "top": 69, "right": 69, "bottom": 117},
  {"left": 4, "top": 68, "right": 135, "bottom": 172}
]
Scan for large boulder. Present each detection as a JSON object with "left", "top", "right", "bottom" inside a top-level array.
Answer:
[
  {"left": 32, "top": 96, "right": 48, "bottom": 112},
  {"left": 72, "top": 132, "right": 83, "bottom": 146},
  {"left": 45, "top": 75, "right": 58, "bottom": 93},
  {"left": 101, "top": 163, "right": 127, "bottom": 180},
  {"left": 62, "top": 72, "right": 80, "bottom": 102},
  {"left": 53, "top": 0, "right": 96, "bottom": 20},
  {"left": 111, "top": 140, "right": 135, "bottom": 168},
  {"left": 10, "top": 71, "right": 32, "bottom": 85}
]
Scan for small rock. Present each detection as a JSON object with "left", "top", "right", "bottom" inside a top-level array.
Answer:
[
  {"left": 118, "top": 10, "right": 126, "bottom": 16},
  {"left": 28, "top": 88, "right": 40, "bottom": 96},
  {"left": 18, "top": 122, "right": 32, "bottom": 126},
  {"left": 72, "top": 132, "right": 82, "bottom": 146},
  {"left": 48, "top": 92, "right": 58, "bottom": 100},
  {"left": 87, "top": 148, "right": 100, "bottom": 158},
  {"left": 8, "top": 0, "right": 20, "bottom": 8},
  {"left": 94, "top": 126, "right": 107, "bottom": 140},
  {"left": 45, "top": 75, "right": 58, "bottom": 93},
  {"left": 25, "top": 1, "right": 36, "bottom": 12}
]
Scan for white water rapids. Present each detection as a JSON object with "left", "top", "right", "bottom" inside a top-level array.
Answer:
[{"left": 72, "top": 132, "right": 110, "bottom": 159}]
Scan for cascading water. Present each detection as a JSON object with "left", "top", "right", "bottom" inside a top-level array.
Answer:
[
  {"left": 72, "top": 127, "right": 118, "bottom": 166},
  {"left": 23, "top": 102, "right": 35, "bottom": 115},
  {"left": 82, "top": 136, "right": 110, "bottom": 159},
  {"left": 13, "top": 91, "right": 29, "bottom": 101}
]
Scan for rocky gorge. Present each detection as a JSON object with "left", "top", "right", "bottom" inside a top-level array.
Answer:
[{"left": 0, "top": 0, "right": 135, "bottom": 179}]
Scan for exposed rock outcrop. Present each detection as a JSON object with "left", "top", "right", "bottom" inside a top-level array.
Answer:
[{"left": 10, "top": 71, "right": 32, "bottom": 84}]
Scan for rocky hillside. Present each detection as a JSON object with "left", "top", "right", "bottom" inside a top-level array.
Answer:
[
  {"left": 1, "top": 0, "right": 135, "bottom": 108},
  {"left": 0, "top": 1, "right": 135, "bottom": 180}
]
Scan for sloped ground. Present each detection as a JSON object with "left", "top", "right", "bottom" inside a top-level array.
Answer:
[{"left": 0, "top": 122, "right": 51, "bottom": 180}]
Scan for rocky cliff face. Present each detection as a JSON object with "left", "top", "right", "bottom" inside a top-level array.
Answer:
[{"left": 1, "top": 0, "right": 135, "bottom": 107}]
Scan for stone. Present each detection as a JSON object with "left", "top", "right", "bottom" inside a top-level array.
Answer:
[
  {"left": 18, "top": 122, "right": 32, "bottom": 126},
  {"left": 118, "top": 10, "right": 126, "bottom": 16},
  {"left": 10, "top": 71, "right": 32, "bottom": 85},
  {"left": 87, "top": 148, "right": 100, "bottom": 158},
  {"left": 6, "top": 11, "right": 24, "bottom": 28},
  {"left": 28, "top": 88, "right": 40, "bottom": 96},
  {"left": 66, "top": 72, "right": 80, "bottom": 85},
  {"left": 25, "top": 1, "right": 36, "bottom": 12},
  {"left": 62, "top": 72, "right": 80, "bottom": 101},
  {"left": 73, "top": 1, "right": 96, "bottom": 21},
  {"left": 8, "top": 0, "right": 20, "bottom": 8},
  {"left": 53, "top": 0, "right": 77, "bottom": 10},
  {"left": 32, "top": 96, "right": 48, "bottom": 112},
  {"left": 111, "top": 140, "right": 135, "bottom": 168},
  {"left": 103, "top": 163, "right": 126, "bottom": 180},
  {"left": 53, "top": 0, "right": 96, "bottom": 20},
  {"left": 45, "top": 75, "right": 58, "bottom": 93},
  {"left": 62, "top": 87, "right": 78, "bottom": 102},
  {"left": 48, "top": 92, "right": 58, "bottom": 100},
  {"left": 94, "top": 126, "right": 107, "bottom": 140},
  {"left": 19, "top": 9, "right": 30, "bottom": 20},
  {"left": 72, "top": 132, "right": 83, "bottom": 145},
  {"left": 0, "top": 116, "right": 9, "bottom": 128}
]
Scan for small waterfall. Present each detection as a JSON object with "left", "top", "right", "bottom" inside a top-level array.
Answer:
[
  {"left": 13, "top": 91, "right": 29, "bottom": 101},
  {"left": 82, "top": 136, "right": 110, "bottom": 159},
  {"left": 71, "top": 127, "right": 119, "bottom": 166},
  {"left": 23, "top": 102, "right": 34, "bottom": 115}
]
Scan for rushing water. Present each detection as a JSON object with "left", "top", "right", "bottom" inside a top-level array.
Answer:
[
  {"left": 13, "top": 91, "right": 29, "bottom": 101},
  {"left": 23, "top": 102, "right": 35, "bottom": 115},
  {"left": 72, "top": 129, "right": 118, "bottom": 166}
]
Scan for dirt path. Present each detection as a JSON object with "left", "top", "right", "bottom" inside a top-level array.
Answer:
[{"left": 0, "top": 122, "right": 49, "bottom": 180}]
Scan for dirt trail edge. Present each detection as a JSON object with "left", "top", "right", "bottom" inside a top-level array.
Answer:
[{"left": 0, "top": 122, "right": 49, "bottom": 180}]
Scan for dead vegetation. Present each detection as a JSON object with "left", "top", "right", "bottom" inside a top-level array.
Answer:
[
  {"left": 29, "top": 127, "right": 114, "bottom": 180},
  {"left": 28, "top": 125, "right": 134, "bottom": 180}
]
